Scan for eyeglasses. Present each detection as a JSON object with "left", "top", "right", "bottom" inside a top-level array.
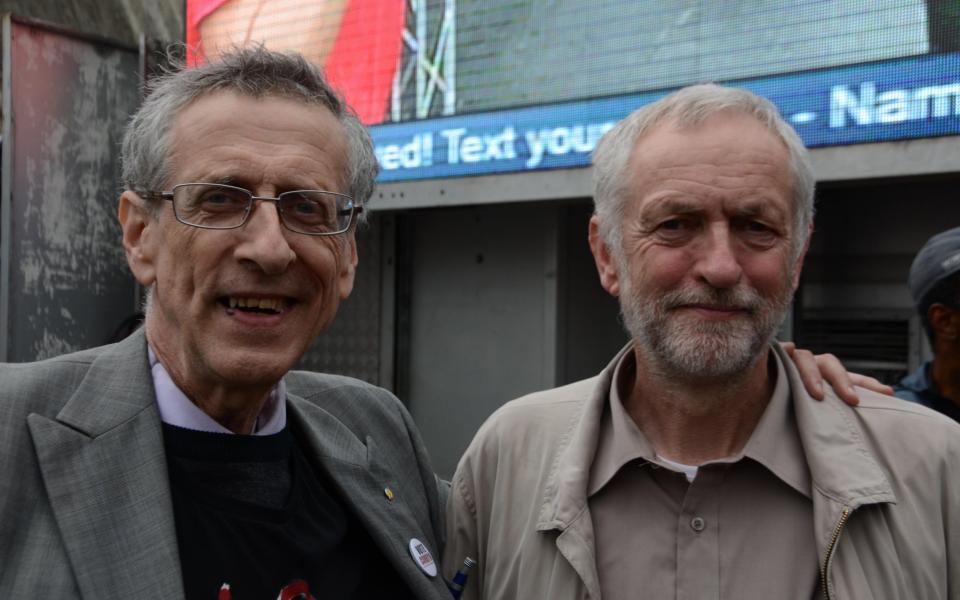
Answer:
[{"left": 147, "top": 183, "right": 362, "bottom": 236}]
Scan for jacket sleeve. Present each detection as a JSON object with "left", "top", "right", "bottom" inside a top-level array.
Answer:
[
  {"left": 443, "top": 461, "right": 485, "bottom": 599},
  {"left": 947, "top": 432, "right": 960, "bottom": 595}
]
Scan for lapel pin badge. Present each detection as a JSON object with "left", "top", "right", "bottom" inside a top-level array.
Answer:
[
  {"left": 408, "top": 538, "right": 438, "bottom": 577},
  {"left": 384, "top": 487, "right": 395, "bottom": 501}
]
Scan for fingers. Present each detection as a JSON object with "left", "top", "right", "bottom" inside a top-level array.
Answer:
[
  {"left": 848, "top": 374, "right": 895, "bottom": 397},
  {"left": 809, "top": 352, "right": 864, "bottom": 407},
  {"left": 788, "top": 346, "right": 826, "bottom": 400},
  {"left": 782, "top": 342, "right": 895, "bottom": 406}
]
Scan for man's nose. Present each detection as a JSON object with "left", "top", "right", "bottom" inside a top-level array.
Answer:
[
  {"left": 234, "top": 200, "right": 297, "bottom": 274},
  {"left": 694, "top": 224, "right": 743, "bottom": 289}
]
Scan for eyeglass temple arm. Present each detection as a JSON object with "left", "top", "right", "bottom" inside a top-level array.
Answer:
[{"left": 140, "top": 191, "right": 174, "bottom": 202}]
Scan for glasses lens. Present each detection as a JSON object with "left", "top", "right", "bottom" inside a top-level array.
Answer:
[
  {"left": 278, "top": 191, "right": 355, "bottom": 235},
  {"left": 173, "top": 184, "right": 251, "bottom": 228}
]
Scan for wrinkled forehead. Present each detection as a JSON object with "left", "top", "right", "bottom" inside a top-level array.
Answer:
[
  {"left": 637, "top": 111, "right": 786, "bottom": 155},
  {"left": 629, "top": 114, "right": 791, "bottom": 181},
  {"left": 624, "top": 114, "right": 795, "bottom": 217},
  {"left": 166, "top": 90, "right": 349, "bottom": 189}
]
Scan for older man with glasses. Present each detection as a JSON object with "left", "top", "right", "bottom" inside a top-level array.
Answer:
[{"left": 0, "top": 47, "right": 450, "bottom": 599}]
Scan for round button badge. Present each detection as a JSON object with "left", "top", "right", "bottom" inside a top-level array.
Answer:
[{"left": 408, "top": 538, "right": 438, "bottom": 577}]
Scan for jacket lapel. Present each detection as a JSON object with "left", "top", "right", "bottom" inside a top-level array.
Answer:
[
  {"left": 287, "top": 396, "right": 449, "bottom": 599},
  {"left": 27, "top": 330, "right": 184, "bottom": 599},
  {"left": 534, "top": 347, "right": 628, "bottom": 599}
]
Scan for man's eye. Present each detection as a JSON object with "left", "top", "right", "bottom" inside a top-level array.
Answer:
[
  {"left": 742, "top": 220, "right": 780, "bottom": 237},
  {"left": 197, "top": 190, "right": 246, "bottom": 210},
  {"left": 660, "top": 219, "right": 684, "bottom": 230},
  {"left": 293, "top": 201, "right": 318, "bottom": 214},
  {"left": 203, "top": 193, "right": 231, "bottom": 205},
  {"left": 657, "top": 219, "right": 692, "bottom": 236}
]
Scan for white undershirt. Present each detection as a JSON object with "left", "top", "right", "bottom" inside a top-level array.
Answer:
[{"left": 655, "top": 454, "right": 699, "bottom": 483}]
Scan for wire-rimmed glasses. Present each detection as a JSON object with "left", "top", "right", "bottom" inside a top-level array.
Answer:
[{"left": 148, "top": 183, "right": 362, "bottom": 236}]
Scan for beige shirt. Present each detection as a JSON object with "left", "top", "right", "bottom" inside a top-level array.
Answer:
[{"left": 588, "top": 350, "right": 819, "bottom": 599}]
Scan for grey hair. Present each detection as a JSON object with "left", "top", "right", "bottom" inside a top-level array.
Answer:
[
  {"left": 121, "top": 46, "right": 378, "bottom": 221},
  {"left": 591, "top": 83, "right": 815, "bottom": 260}
]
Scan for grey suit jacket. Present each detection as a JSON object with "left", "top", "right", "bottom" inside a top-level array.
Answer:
[{"left": 0, "top": 329, "right": 451, "bottom": 599}]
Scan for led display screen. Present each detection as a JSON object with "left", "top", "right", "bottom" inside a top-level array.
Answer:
[{"left": 186, "top": 0, "right": 960, "bottom": 182}]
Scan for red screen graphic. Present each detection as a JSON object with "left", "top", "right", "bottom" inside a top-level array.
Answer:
[{"left": 185, "top": 0, "right": 405, "bottom": 125}]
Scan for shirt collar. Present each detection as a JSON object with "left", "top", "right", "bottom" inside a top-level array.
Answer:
[
  {"left": 588, "top": 348, "right": 657, "bottom": 496},
  {"left": 588, "top": 346, "right": 811, "bottom": 499},
  {"left": 740, "top": 350, "right": 812, "bottom": 498},
  {"left": 148, "top": 347, "right": 286, "bottom": 435}
]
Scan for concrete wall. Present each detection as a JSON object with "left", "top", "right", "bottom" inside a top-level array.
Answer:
[
  {"left": 400, "top": 202, "right": 563, "bottom": 478},
  {"left": 556, "top": 202, "right": 628, "bottom": 384}
]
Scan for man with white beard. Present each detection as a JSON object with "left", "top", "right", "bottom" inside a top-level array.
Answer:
[{"left": 443, "top": 84, "right": 960, "bottom": 599}]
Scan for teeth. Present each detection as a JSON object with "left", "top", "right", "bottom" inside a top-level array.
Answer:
[{"left": 226, "top": 297, "right": 286, "bottom": 312}]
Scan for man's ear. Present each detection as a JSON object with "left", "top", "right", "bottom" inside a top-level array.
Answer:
[
  {"left": 117, "top": 191, "right": 158, "bottom": 287},
  {"left": 790, "top": 223, "right": 814, "bottom": 291},
  {"left": 337, "top": 232, "right": 359, "bottom": 300},
  {"left": 589, "top": 215, "right": 621, "bottom": 297}
]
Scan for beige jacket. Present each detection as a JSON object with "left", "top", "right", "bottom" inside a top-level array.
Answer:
[{"left": 444, "top": 345, "right": 960, "bottom": 599}]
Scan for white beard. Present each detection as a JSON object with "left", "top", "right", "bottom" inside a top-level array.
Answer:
[{"left": 620, "top": 279, "right": 792, "bottom": 381}]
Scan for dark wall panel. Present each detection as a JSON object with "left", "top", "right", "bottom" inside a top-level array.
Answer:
[{"left": 2, "top": 17, "right": 140, "bottom": 360}]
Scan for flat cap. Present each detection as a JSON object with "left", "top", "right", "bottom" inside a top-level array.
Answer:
[{"left": 909, "top": 226, "right": 960, "bottom": 306}]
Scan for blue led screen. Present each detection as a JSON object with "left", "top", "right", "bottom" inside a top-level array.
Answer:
[
  {"left": 372, "top": 51, "right": 960, "bottom": 181},
  {"left": 369, "top": 0, "right": 960, "bottom": 182}
]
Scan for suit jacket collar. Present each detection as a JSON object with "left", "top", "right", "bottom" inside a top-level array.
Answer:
[
  {"left": 54, "top": 327, "right": 157, "bottom": 435},
  {"left": 28, "top": 328, "right": 184, "bottom": 598}
]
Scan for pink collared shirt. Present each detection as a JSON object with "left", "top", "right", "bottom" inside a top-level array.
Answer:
[{"left": 149, "top": 348, "right": 286, "bottom": 435}]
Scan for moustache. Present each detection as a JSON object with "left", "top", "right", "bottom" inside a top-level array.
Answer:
[{"left": 658, "top": 286, "right": 763, "bottom": 314}]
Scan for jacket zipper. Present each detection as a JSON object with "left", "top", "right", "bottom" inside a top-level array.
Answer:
[{"left": 820, "top": 506, "right": 852, "bottom": 600}]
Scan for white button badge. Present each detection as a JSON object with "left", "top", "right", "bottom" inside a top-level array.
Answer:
[{"left": 408, "top": 537, "right": 438, "bottom": 577}]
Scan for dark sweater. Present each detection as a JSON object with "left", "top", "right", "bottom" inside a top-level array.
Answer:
[{"left": 163, "top": 424, "right": 414, "bottom": 599}]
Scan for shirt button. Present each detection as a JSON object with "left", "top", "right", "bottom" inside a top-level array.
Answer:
[{"left": 690, "top": 516, "right": 706, "bottom": 532}]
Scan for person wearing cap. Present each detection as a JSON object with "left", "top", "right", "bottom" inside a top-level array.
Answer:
[{"left": 895, "top": 226, "right": 960, "bottom": 422}]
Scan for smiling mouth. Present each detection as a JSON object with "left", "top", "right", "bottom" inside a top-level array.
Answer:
[
  {"left": 673, "top": 304, "right": 752, "bottom": 319},
  {"left": 220, "top": 296, "right": 291, "bottom": 315}
]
